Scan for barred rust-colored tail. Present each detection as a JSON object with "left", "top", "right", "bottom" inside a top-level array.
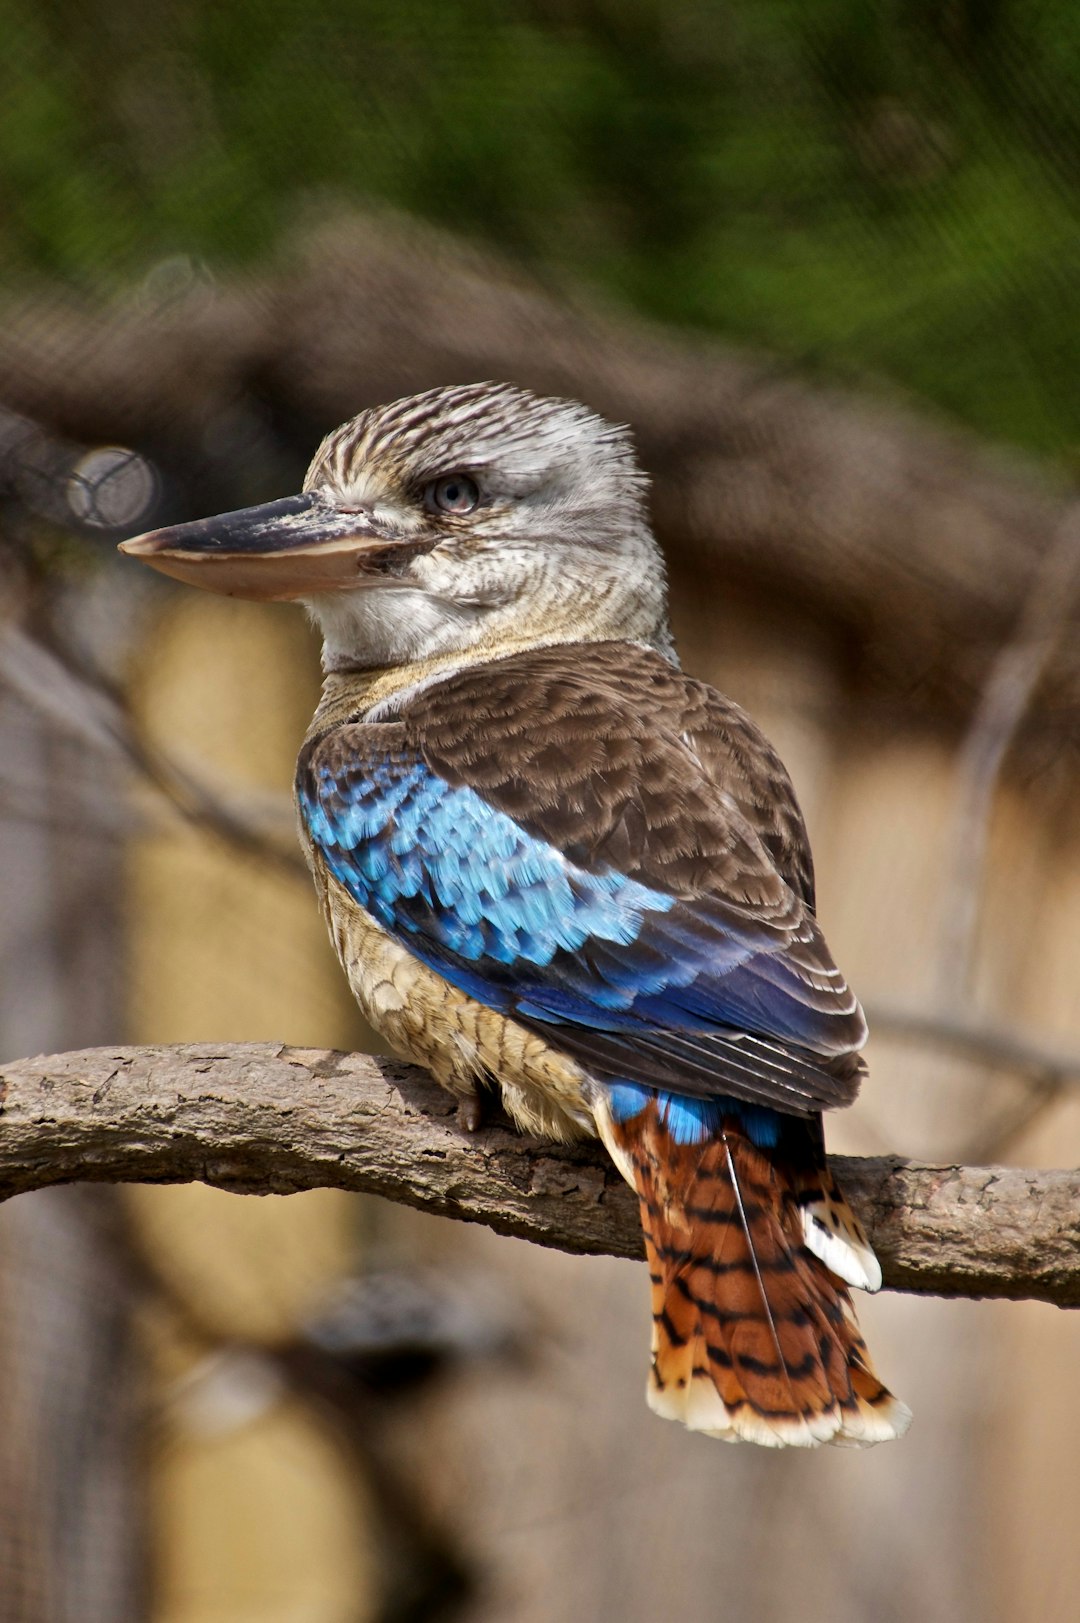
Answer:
[{"left": 612, "top": 1104, "right": 911, "bottom": 1447}]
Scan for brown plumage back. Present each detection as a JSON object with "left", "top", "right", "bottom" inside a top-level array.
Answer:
[{"left": 604, "top": 1100, "right": 909, "bottom": 1447}]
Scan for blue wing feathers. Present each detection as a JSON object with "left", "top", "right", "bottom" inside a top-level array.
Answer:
[{"left": 299, "top": 740, "right": 860, "bottom": 1113}]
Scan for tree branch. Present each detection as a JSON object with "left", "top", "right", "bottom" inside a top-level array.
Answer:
[{"left": 2, "top": 1043, "right": 1077, "bottom": 1306}]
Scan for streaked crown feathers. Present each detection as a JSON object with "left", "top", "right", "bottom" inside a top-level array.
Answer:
[{"left": 304, "top": 381, "right": 648, "bottom": 523}]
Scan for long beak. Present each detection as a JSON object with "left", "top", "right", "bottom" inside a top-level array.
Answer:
[{"left": 118, "top": 493, "right": 414, "bottom": 601}]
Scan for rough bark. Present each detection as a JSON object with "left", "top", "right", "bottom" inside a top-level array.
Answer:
[
  {"left": 1, "top": 1041, "right": 1077, "bottom": 1306},
  {"left": 2, "top": 215, "right": 1079, "bottom": 734}
]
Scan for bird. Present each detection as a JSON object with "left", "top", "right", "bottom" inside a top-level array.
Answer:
[{"left": 121, "top": 380, "right": 911, "bottom": 1448}]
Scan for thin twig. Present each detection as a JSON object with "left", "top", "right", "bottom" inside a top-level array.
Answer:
[
  {"left": 870, "top": 998, "right": 1080, "bottom": 1161},
  {"left": 0, "top": 622, "right": 302, "bottom": 871},
  {"left": 938, "top": 503, "right": 1080, "bottom": 1001},
  {"left": 867, "top": 1002, "right": 1080, "bottom": 1091},
  {"left": 929, "top": 502, "right": 1080, "bottom": 1160}
]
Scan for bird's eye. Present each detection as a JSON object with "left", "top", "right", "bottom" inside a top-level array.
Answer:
[{"left": 425, "top": 474, "right": 480, "bottom": 516}]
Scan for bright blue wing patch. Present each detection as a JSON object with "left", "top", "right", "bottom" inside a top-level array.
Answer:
[
  {"left": 302, "top": 752, "right": 677, "bottom": 978},
  {"left": 299, "top": 743, "right": 853, "bottom": 1113}
]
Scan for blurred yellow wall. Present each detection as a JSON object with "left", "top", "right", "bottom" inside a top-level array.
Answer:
[{"left": 126, "top": 594, "right": 377, "bottom": 1623}]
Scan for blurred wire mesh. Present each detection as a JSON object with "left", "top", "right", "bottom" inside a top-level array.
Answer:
[{"left": 3, "top": 4, "right": 1080, "bottom": 1622}]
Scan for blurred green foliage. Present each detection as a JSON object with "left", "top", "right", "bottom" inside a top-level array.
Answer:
[{"left": 3, "top": 0, "right": 1080, "bottom": 460}]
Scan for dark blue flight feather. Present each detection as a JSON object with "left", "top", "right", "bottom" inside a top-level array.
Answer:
[{"left": 298, "top": 732, "right": 863, "bottom": 1118}]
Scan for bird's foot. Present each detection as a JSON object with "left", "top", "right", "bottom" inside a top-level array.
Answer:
[{"left": 456, "top": 1092, "right": 486, "bottom": 1133}]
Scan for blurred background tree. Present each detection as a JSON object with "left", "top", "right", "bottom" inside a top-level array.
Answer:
[{"left": 4, "top": 0, "right": 1080, "bottom": 457}]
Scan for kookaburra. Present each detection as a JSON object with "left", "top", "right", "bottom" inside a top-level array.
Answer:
[{"left": 122, "top": 381, "right": 910, "bottom": 1448}]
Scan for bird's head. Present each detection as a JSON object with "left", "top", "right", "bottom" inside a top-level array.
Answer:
[{"left": 121, "top": 382, "right": 672, "bottom": 670}]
